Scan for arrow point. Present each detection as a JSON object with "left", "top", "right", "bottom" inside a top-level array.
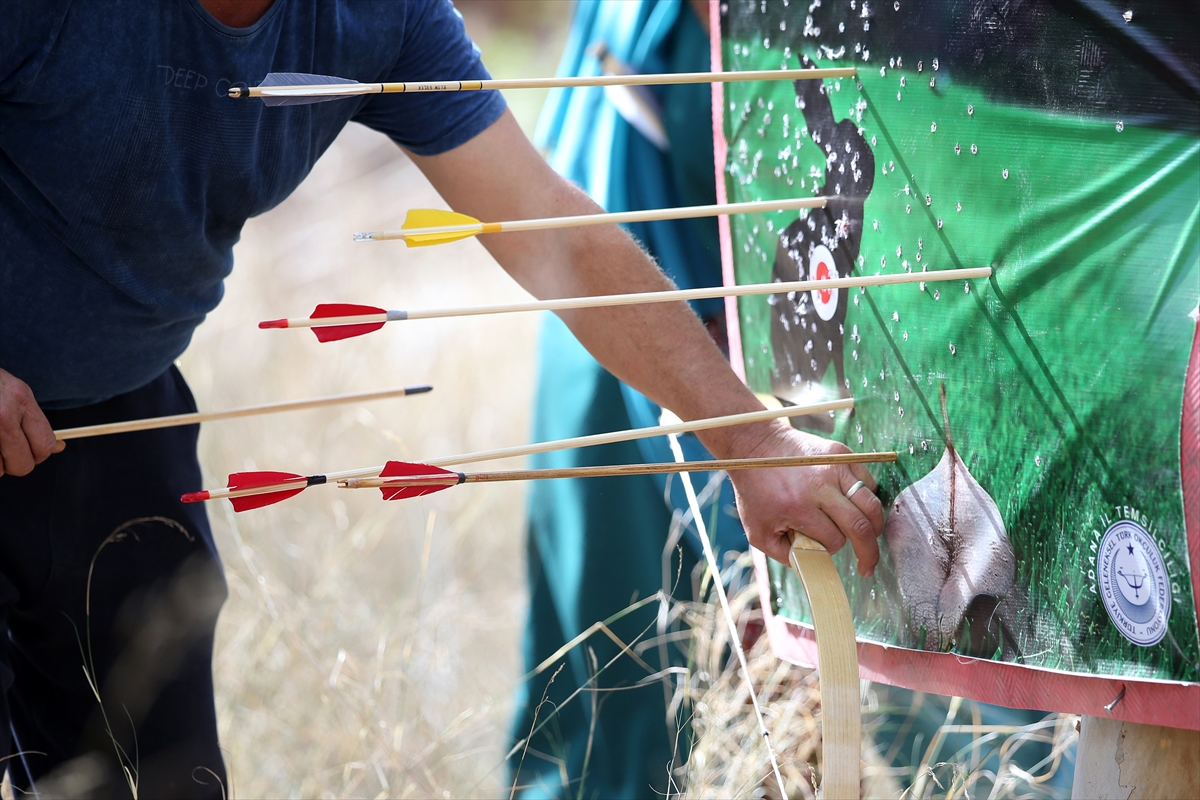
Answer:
[
  {"left": 405, "top": 384, "right": 434, "bottom": 395},
  {"left": 259, "top": 319, "right": 287, "bottom": 329},
  {"left": 181, "top": 491, "right": 210, "bottom": 503}
]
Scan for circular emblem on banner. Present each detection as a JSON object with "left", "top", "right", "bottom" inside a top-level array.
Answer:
[
  {"left": 808, "top": 244, "right": 838, "bottom": 321},
  {"left": 1096, "top": 520, "right": 1171, "bottom": 647}
]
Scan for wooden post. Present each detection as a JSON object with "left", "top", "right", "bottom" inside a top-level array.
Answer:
[{"left": 1072, "top": 716, "right": 1200, "bottom": 799}]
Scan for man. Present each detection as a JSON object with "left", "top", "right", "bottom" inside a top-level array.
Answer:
[{"left": 0, "top": 0, "right": 883, "bottom": 796}]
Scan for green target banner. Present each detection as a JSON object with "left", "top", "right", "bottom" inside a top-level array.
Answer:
[{"left": 713, "top": 0, "right": 1200, "bottom": 727}]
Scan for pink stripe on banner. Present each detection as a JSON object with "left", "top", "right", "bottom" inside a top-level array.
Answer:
[
  {"left": 1183, "top": 320, "right": 1200, "bottom": 631},
  {"left": 753, "top": 548, "right": 1200, "bottom": 731},
  {"left": 709, "top": 0, "right": 745, "bottom": 383}
]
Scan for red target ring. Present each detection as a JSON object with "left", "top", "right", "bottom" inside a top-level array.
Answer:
[{"left": 808, "top": 244, "right": 838, "bottom": 321}]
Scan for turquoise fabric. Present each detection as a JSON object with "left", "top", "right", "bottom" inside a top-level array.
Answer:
[
  {"left": 510, "top": 2, "right": 745, "bottom": 796},
  {"left": 532, "top": 0, "right": 745, "bottom": 564},
  {"left": 514, "top": 339, "right": 690, "bottom": 798}
]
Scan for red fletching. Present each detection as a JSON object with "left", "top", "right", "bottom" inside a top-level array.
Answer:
[
  {"left": 310, "top": 303, "right": 387, "bottom": 343},
  {"left": 226, "top": 470, "right": 308, "bottom": 512},
  {"left": 379, "top": 482, "right": 456, "bottom": 501},
  {"left": 311, "top": 302, "right": 385, "bottom": 318},
  {"left": 377, "top": 461, "right": 460, "bottom": 501},
  {"left": 379, "top": 461, "right": 457, "bottom": 478}
]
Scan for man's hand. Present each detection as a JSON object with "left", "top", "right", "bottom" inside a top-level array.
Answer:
[
  {"left": 0, "top": 368, "right": 62, "bottom": 477},
  {"left": 721, "top": 419, "right": 884, "bottom": 574}
]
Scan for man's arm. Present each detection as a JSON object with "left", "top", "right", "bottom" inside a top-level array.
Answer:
[{"left": 408, "top": 110, "right": 884, "bottom": 570}]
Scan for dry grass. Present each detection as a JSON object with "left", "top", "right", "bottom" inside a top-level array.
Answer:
[
  {"left": 190, "top": 122, "right": 541, "bottom": 797},
  {"left": 680, "top": 564, "right": 1078, "bottom": 800},
  {"left": 680, "top": 558, "right": 822, "bottom": 799}
]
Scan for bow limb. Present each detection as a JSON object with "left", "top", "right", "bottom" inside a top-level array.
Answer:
[{"left": 789, "top": 533, "right": 861, "bottom": 799}]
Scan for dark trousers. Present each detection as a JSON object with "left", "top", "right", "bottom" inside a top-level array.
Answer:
[{"left": 0, "top": 367, "right": 227, "bottom": 798}]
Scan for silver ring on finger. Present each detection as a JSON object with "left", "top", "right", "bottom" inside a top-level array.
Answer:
[{"left": 845, "top": 480, "right": 866, "bottom": 499}]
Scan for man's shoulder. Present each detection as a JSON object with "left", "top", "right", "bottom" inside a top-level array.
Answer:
[
  {"left": 344, "top": 0, "right": 508, "bottom": 157},
  {"left": 319, "top": 0, "right": 461, "bottom": 56}
]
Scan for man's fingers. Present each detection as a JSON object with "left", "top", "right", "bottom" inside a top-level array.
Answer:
[
  {"left": 845, "top": 474, "right": 885, "bottom": 536},
  {"left": 22, "top": 414, "right": 59, "bottom": 463},
  {"left": 54, "top": 440, "right": 66, "bottom": 454},
  {"left": 757, "top": 529, "right": 795, "bottom": 564},
  {"left": 1, "top": 368, "right": 58, "bottom": 476},
  {"left": 823, "top": 494, "right": 881, "bottom": 576},
  {"left": 0, "top": 423, "right": 37, "bottom": 477},
  {"left": 787, "top": 513, "right": 847, "bottom": 558},
  {"left": 730, "top": 431, "right": 888, "bottom": 568},
  {"left": 849, "top": 462, "right": 878, "bottom": 493}
]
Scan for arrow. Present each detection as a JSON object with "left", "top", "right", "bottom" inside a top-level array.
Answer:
[
  {"left": 180, "top": 399, "right": 854, "bottom": 511},
  {"left": 260, "top": 303, "right": 399, "bottom": 343},
  {"left": 353, "top": 197, "right": 828, "bottom": 245},
  {"left": 340, "top": 452, "right": 898, "bottom": 500},
  {"left": 259, "top": 268, "right": 994, "bottom": 341},
  {"left": 55, "top": 385, "right": 432, "bottom": 441},
  {"left": 227, "top": 67, "right": 858, "bottom": 105}
]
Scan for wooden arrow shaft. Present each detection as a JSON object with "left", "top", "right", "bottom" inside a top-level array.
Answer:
[
  {"left": 194, "top": 400, "right": 855, "bottom": 503},
  {"left": 245, "top": 67, "right": 857, "bottom": 99},
  {"left": 478, "top": 451, "right": 895, "bottom": 482},
  {"left": 356, "top": 196, "right": 828, "bottom": 242},
  {"left": 55, "top": 385, "right": 431, "bottom": 441},
  {"left": 428, "top": 400, "right": 856, "bottom": 469},
  {"left": 417, "top": 266, "right": 987, "bottom": 318},
  {"left": 271, "top": 268, "right": 993, "bottom": 329},
  {"left": 341, "top": 452, "right": 897, "bottom": 489}
]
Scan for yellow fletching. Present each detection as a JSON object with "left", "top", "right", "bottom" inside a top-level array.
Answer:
[
  {"left": 402, "top": 208, "right": 480, "bottom": 228},
  {"left": 403, "top": 230, "right": 479, "bottom": 247},
  {"left": 401, "top": 208, "right": 483, "bottom": 247}
]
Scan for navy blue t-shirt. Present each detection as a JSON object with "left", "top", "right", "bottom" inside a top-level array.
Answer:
[{"left": 0, "top": 0, "right": 506, "bottom": 408}]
